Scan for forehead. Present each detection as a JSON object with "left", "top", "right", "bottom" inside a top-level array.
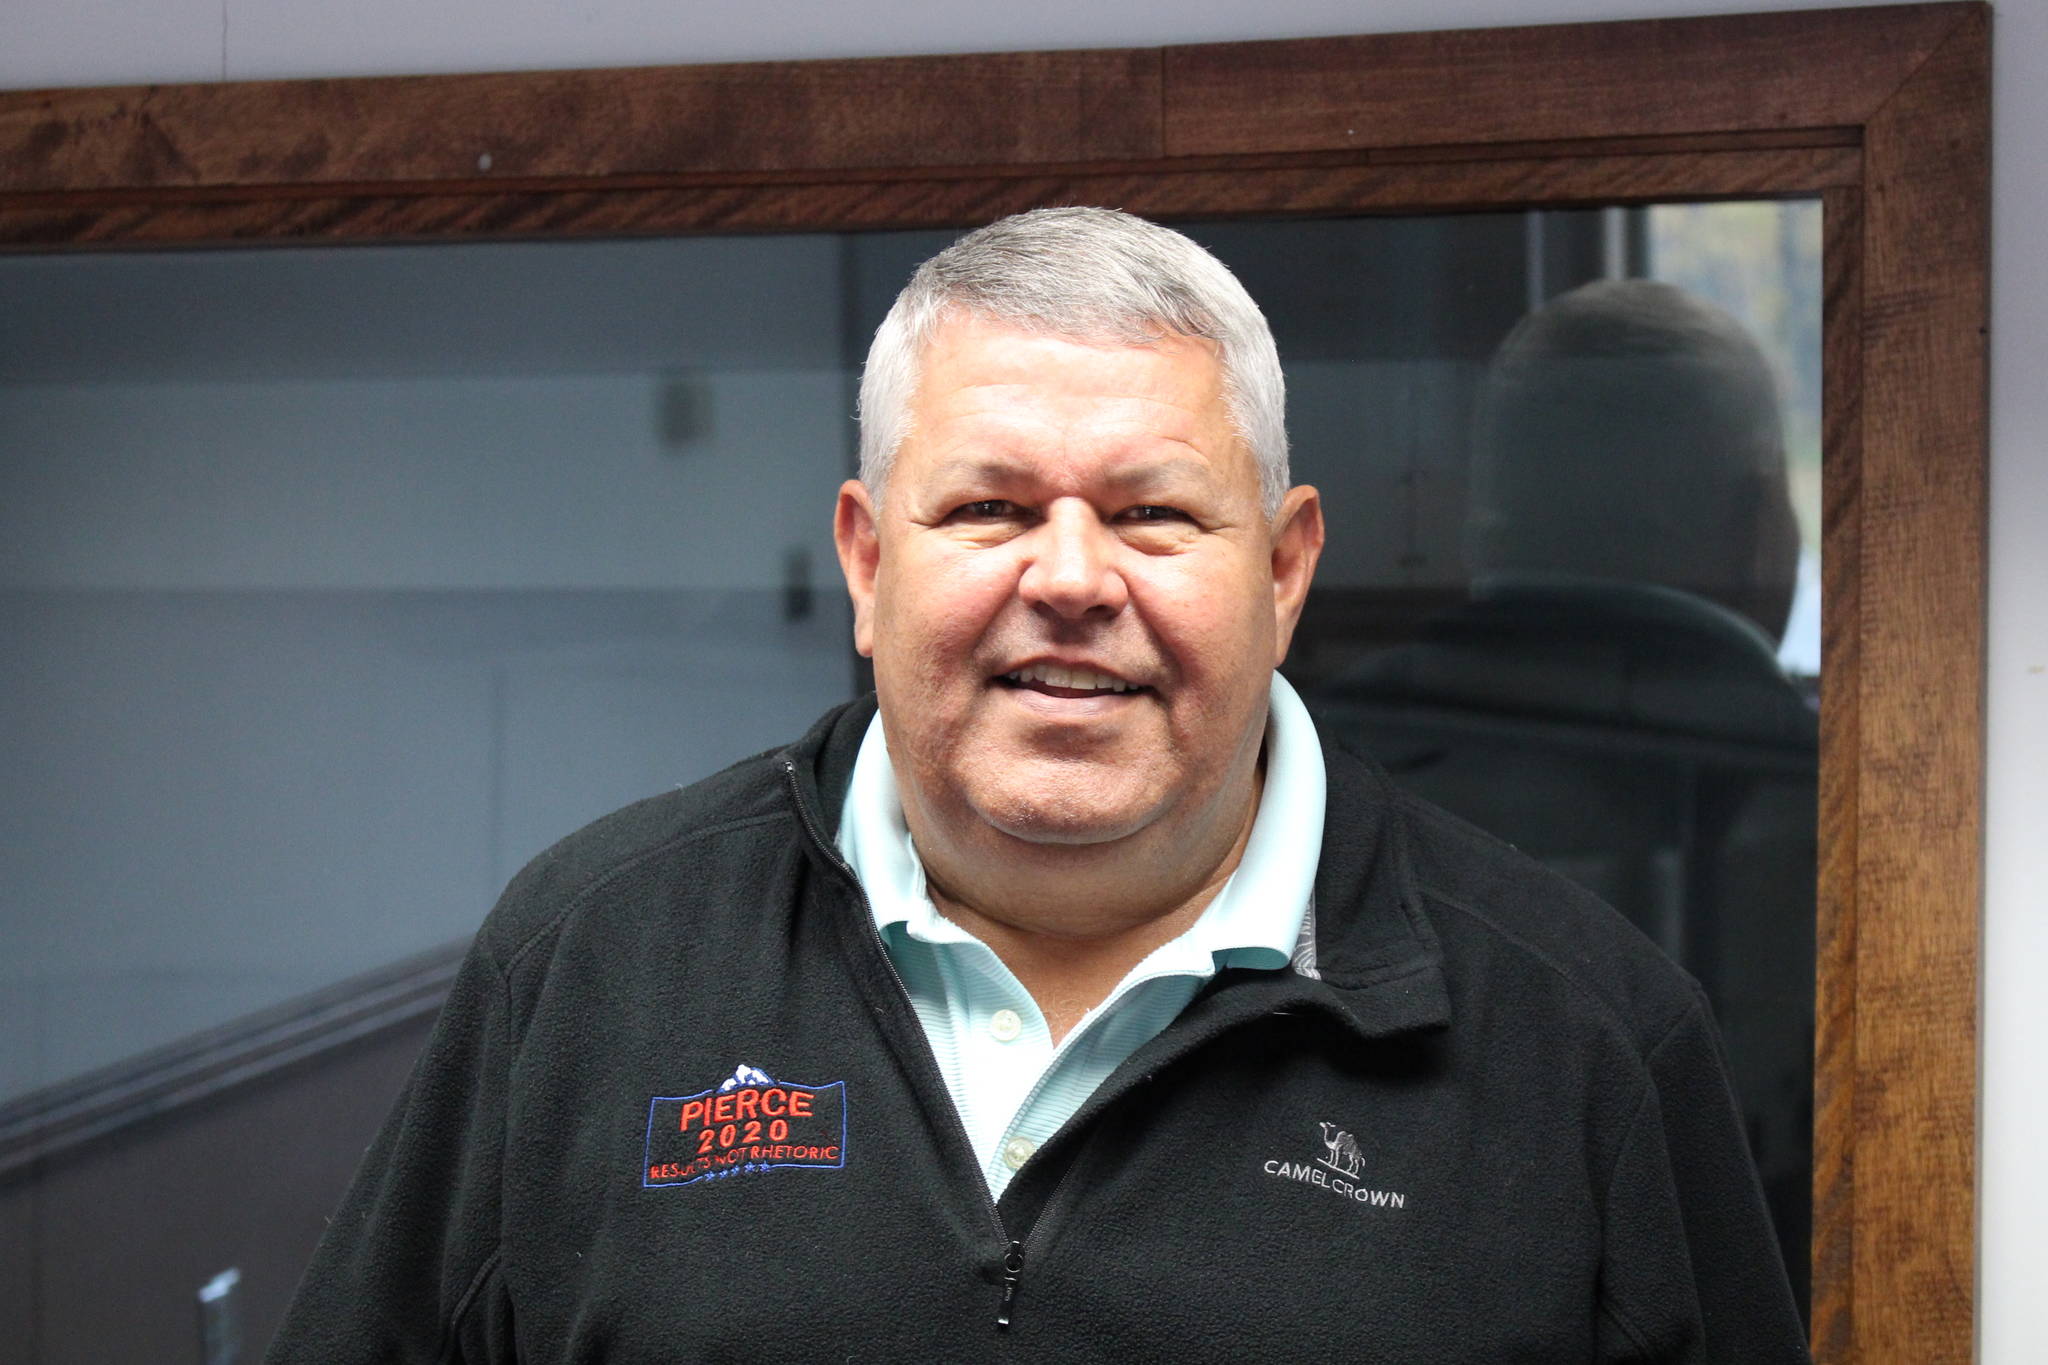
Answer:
[
  {"left": 900, "top": 315, "right": 1245, "bottom": 486},
  {"left": 917, "top": 313, "right": 1220, "bottom": 423},
  {"left": 915, "top": 313, "right": 1222, "bottom": 403}
]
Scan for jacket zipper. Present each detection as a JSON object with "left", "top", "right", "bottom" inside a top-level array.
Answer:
[
  {"left": 780, "top": 758, "right": 1023, "bottom": 1328},
  {"left": 997, "top": 1142, "right": 1092, "bottom": 1330},
  {"left": 995, "top": 1239, "right": 1026, "bottom": 1328}
]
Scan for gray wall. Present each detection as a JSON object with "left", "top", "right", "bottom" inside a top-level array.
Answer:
[{"left": 2, "top": 320, "right": 858, "bottom": 1098}]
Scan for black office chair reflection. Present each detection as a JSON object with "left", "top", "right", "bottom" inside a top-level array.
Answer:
[{"left": 1309, "top": 279, "right": 1817, "bottom": 1310}]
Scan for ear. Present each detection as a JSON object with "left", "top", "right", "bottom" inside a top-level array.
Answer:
[
  {"left": 834, "top": 479, "right": 882, "bottom": 658},
  {"left": 1268, "top": 485, "right": 1325, "bottom": 666}
]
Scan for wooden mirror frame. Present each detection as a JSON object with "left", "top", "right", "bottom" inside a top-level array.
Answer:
[{"left": 0, "top": 4, "right": 1989, "bottom": 1358}]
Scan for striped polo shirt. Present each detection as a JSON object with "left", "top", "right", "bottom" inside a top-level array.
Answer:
[{"left": 836, "top": 672, "right": 1326, "bottom": 1198}]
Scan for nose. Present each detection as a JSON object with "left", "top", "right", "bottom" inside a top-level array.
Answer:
[{"left": 1016, "top": 500, "right": 1129, "bottom": 620}]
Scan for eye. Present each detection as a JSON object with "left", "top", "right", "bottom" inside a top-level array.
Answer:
[
  {"left": 955, "top": 499, "right": 1021, "bottom": 519},
  {"left": 1121, "top": 505, "right": 1191, "bottom": 523}
]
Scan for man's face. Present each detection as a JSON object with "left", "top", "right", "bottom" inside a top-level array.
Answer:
[{"left": 835, "top": 313, "right": 1321, "bottom": 854}]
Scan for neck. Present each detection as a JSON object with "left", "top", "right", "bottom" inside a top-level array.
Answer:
[{"left": 908, "top": 769, "right": 1262, "bottom": 1044}]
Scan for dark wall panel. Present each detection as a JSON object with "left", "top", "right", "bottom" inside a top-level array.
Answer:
[{"left": 0, "top": 1017, "right": 431, "bottom": 1364}]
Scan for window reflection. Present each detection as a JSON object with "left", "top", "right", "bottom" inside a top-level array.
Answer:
[
  {"left": 1234, "top": 208, "right": 1820, "bottom": 1314},
  {"left": 0, "top": 237, "right": 863, "bottom": 1104},
  {"left": 1, "top": 203, "right": 1819, "bottom": 1313}
]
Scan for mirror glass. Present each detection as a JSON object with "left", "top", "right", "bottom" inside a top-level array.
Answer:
[{"left": 0, "top": 200, "right": 1819, "bottom": 1306}]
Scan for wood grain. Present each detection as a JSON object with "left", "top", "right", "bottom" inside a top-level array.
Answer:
[
  {"left": 0, "top": 48, "right": 1163, "bottom": 194},
  {"left": 1847, "top": 8, "right": 1990, "bottom": 1361},
  {"left": 1163, "top": 4, "right": 1965, "bottom": 155},
  {"left": 0, "top": 5, "right": 1962, "bottom": 199},
  {"left": 1812, "top": 180, "right": 1864, "bottom": 1365},
  {"left": 0, "top": 146, "right": 1860, "bottom": 250}
]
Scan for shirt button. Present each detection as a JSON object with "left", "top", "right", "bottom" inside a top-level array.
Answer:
[
  {"left": 1002, "top": 1136, "right": 1037, "bottom": 1170},
  {"left": 990, "top": 1008, "right": 1023, "bottom": 1043}
]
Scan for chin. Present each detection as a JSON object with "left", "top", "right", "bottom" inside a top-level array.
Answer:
[{"left": 967, "top": 780, "right": 1162, "bottom": 849}]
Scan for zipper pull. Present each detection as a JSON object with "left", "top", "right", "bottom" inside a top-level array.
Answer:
[{"left": 995, "top": 1240, "right": 1026, "bottom": 1330}]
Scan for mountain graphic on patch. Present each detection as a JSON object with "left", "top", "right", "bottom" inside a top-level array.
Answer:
[
  {"left": 645, "top": 1063, "right": 847, "bottom": 1188},
  {"left": 718, "top": 1063, "right": 774, "bottom": 1092}
]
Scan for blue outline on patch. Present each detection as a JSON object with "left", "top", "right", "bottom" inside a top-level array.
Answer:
[{"left": 641, "top": 1065, "right": 847, "bottom": 1189}]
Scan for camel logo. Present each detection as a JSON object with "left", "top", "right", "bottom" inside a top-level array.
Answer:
[
  {"left": 1263, "top": 1120, "right": 1408, "bottom": 1211},
  {"left": 1318, "top": 1122, "right": 1367, "bottom": 1178}
]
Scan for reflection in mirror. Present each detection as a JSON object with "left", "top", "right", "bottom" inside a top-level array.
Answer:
[
  {"left": 0, "top": 201, "right": 1817, "bottom": 1312},
  {"left": 1206, "top": 203, "right": 1820, "bottom": 1315},
  {"left": 0, "top": 236, "right": 866, "bottom": 1101}
]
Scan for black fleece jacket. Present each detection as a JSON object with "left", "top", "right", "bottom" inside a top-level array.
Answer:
[{"left": 267, "top": 696, "right": 1809, "bottom": 1363}]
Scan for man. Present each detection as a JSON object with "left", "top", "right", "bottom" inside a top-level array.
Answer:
[
  {"left": 1465, "top": 278, "right": 1803, "bottom": 642},
  {"left": 269, "top": 209, "right": 1808, "bottom": 1362},
  {"left": 1311, "top": 280, "right": 1819, "bottom": 1303}
]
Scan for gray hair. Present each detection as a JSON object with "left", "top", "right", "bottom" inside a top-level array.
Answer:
[{"left": 856, "top": 207, "right": 1289, "bottom": 515}]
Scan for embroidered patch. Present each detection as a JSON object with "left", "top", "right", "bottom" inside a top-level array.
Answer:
[
  {"left": 643, "top": 1063, "right": 847, "bottom": 1188},
  {"left": 1260, "top": 1120, "right": 1410, "bottom": 1210}
]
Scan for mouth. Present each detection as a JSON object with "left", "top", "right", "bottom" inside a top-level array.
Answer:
[{"left": 995, "top": 662, "right": 1148, "bottom": 700}]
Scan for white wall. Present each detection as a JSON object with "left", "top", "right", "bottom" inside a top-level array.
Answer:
[
  {"left": 5, "top": 0, "right": 2042, "bottom": 1358},
  {"left": 0, "top": 0, "right": 1882, "bottom": 87}
]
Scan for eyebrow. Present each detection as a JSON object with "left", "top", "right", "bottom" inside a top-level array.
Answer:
[{"left": 925, "top": 454, "right": 1215, "bottom": 493}]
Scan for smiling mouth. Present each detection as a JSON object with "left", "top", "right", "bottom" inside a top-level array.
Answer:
[{"left": 997, "top": 663, "right": 1147, "bottom": 698}]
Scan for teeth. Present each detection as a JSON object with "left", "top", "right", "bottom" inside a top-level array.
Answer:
[{"left": 1004, "top": 664, "right": 1134, "bottom": 693}]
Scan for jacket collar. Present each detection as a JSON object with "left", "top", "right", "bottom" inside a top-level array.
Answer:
[{"left": 781, "top": 695, "right": 1450, "bottom": 1043}]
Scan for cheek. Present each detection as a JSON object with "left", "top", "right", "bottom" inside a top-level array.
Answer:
[
  {"left": 875, "top": 549, "right": 1014, "bottom": 670},
  {"left": 1136, "top": 561, "right": 1274, "bottom": 667}
]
